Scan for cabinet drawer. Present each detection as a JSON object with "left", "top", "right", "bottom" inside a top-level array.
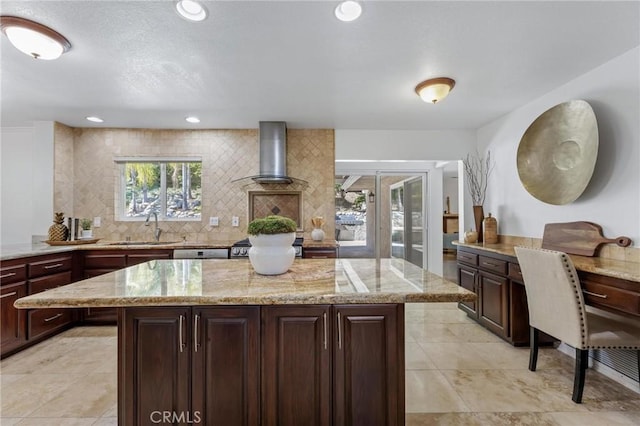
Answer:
[
  {"left": 28, "top": 308, "right": 74, "bottom": 340},
  {"left": 84, "top": 253, "right": 126, "bottom": 269},
  {"left": 508, "top": 263, "right": 523, "bottom": 282},
  {"left": 581, "top": 281, "right": 640, "bottom": 316},
  {"left": 457, "top": 251, "right": 478, "bottom": 266},
  {"left": 478, "top": 256, "right": 507, "bottom": 275},
  {"left": 303, "top": 248, "right": 337, "bottom": 259},
  {"left": 1, "top": 263, "right": 27, "bottom": 285},
  {"left": 29, "top": 255, "right": 73, "bottom": 278},
  {"left": 29, "top": 271, "right": 72, "bottom": 295}
]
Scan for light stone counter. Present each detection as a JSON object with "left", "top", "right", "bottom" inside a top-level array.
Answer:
[
  {"left": 14, "top": 258, "right": 475, "bottom": 308},
  {"left": 454, "top": 241, "right": 640, "bottom": 283}
]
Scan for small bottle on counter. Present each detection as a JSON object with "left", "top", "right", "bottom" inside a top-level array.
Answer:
[{"left": 483, "top": 213, "right": 498, "bottom": 244}]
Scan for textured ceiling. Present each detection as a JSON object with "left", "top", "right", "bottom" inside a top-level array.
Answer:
[{"left": 1, "top": 1, "right": 638, "bottom": 130}]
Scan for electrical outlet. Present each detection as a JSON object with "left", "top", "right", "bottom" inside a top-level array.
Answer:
[
  {"left": 209, "top": 216, "right": 219, "bottom": 226},
  {"left": 93, "top": 217, "right": 101, "bottom": 227},
  {"left": 232, "top": 216, "right": 239, "bottom": 227}
]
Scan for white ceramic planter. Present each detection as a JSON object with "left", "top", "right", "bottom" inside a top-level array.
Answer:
[
  {"left": 81, "top": 229, "right": 93, "bottom": 239},
  {"left": 311, "top": 228, "right": 325, "bottom": 241},
  {"left": 248, "top": 232, "right": 296, "bottom": 275}
]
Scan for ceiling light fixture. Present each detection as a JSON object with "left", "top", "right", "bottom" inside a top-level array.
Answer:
[
  {"left": 334, "top": 1, "right": 362, "bottom": 22},
  {"left": 414, "top": 77, "right": 456, "bottom": 104},
  {"left": 86, "top": 116, "right": 104, "bottom": 123},
  {"left": 0, "top": 16, "right": 71, "bottom": 60},
  {"left": 185, "top": 116, "right": 200, "bottom": 123},
  {"left": 175, "top": 0, "right": 208, "bottom": 22}
]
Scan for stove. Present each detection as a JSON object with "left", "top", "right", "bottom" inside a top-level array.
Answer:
[{"left": 230, "top": 237, "right": 304, "bottom": 258}]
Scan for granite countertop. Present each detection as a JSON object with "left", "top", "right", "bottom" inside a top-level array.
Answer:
[
  {"left": 303, "top": 239, "right": 339, "bottom": 248},
  {"left": 0, "top": 240, "right": 237, "bottom": 261},
  {"left": 14, "top": 258, "right": 475, "bottom": 308},
  {"left": 454, "top": 241, "right": 640, "bottom": 283}
]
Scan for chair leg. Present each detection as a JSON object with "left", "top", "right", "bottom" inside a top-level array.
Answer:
[
  {"left": 529, "top": 327, "right": 539, "bottom": 371},
  {"left": 572, "top": 348, "right": 589, "bottom": 403}
]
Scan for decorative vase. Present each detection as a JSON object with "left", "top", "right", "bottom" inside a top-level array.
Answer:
[
  {"left": 311, "top": 228, "right": 325, "bottom": 241},
  {"left": 249, "top": 232, "right": 296, "bottom": 275},
  {"left": 472, "top": 205, "right": 485, "bottom": 243},
  {"left": 464, "top": 229, "right": 478, "bottom": 243},
  {"left": 483, "top": 213, "right": 498, "bottom": 244},
  {"left": 81, "top": 229, "right": 93, "bottom": 239}
]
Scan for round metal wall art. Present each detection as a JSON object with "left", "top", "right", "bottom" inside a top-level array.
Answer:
[{"left": 516, "top": 100, "right": 598, "bottom": 205}]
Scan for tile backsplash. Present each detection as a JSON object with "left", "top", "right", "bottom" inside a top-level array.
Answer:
[{"left": 54, "top": 124, "right": 335, "bottom": 243}]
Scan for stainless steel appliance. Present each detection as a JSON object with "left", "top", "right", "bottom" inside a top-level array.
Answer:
[
  {"left": 230, "top": 237, "right": 303, "bottom": 258},
  {"left": 173, "top": 248, "right": 229, "bottom": 259}
]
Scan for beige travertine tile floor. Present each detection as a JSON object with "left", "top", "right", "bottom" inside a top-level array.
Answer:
[{"left": 1, "top": 303, "right": 639, "bottom": 425}]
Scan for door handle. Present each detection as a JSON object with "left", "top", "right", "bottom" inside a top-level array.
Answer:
[
  {"left": 337, "top": 312, "right": 342, "bottom": 350},
  {"left": 0, "top": 291, "right": 17, "bottom": 299},
  {"left": 179, "top": 315, "right": 186, "bottom": 353},
  {"left": 194, "top": 314, "right": 200, "bottom": 352},
  {"left": 323, "top": 312, "right": 327, "bottom": 350}
]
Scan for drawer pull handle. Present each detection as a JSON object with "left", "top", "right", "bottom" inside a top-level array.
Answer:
[
  {"left": 44, "top": 263, "right": 63, "bottom": 270},
  {"left": 583, "top": 290, "right": 608, "bottom": 299},
  {"left": 1, "top": 272, "right": 17, "bottom": 279},
  {"left": 0, "top": 291, "right": 18, "bottom": 299},
  {"left": 44, "top": 313, "right": 63, "bottom": 322},
  {"left": 194, "top": 314, "right": 200, "bottom": 353},
  {"left": 483, "top": 262, "right": 499, "bottom": 267}
]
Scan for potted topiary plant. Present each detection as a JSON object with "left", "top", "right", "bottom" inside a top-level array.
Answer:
[
  {"left": 247, "top": 215, "right": 297, "bottom": 275},
  {"left": 80, "top": 218, "right": 93, "bottom": 239}
]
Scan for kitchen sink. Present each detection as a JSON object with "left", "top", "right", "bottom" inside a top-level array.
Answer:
[{"left": 107, "top": 241, "right": 180, "bottom": 246}]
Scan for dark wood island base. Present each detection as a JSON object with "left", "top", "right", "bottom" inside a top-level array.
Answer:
[{"left": 118, "top": 303, "right": 405, "bottom": 426}]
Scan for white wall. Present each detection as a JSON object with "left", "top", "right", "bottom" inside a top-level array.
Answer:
[
  {"left": 0, "top": 123, "right": 54, "bottom": 245},
  {"left": 477, "top": 47, "right": 640, "bottom": 246},
  {"left": 335, "top": 129, "right": 476, "bottom": 161}
]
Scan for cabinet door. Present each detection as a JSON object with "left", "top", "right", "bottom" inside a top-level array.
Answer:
[
  {"left": 262, "top": 305, "right": 331, "bottom": 426},
  {"left": 458, "top": 266, "right": 478, "bottom": 317},
  {"left": 334, "top": 304, "right": 404, "bottom": 426},
  {"left": 478, "top": 271, "right": 509, "bottom": 338},
  {"left": 193, "top": 307, "right": 260, "bottom": 426},
  {"left": 1, "top": 281, "right": 27, "bottom": 356},
  {"left": 120, "top": 307, "right": 191, "bottom": 426}
]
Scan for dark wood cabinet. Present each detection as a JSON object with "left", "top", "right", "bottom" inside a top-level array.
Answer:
[
  {"left": 26, "top": 254, "right": 75, "bottom": 344},
  {"left": 120, "top": 303, "right": 404, "bottom": 426},
  {"left": 120, "top": 306, "right": 260, "bottom": 426},
  {"left": 193, "top": 307, "right": 260, "bottom": 426},
  {"left": 1, "top": 280, "right": 27, "bottom": 355},
  {"left": 262, "top": 305, "right": 331, "bottom": 426},
  {"left": 457, "top": 266, "right": 477, "bottom": 316},
  {"left": 82, "top": 250, "right": 173, "bottom": 324},
  {"left": 334, "top": 304, "right": 404, "bottom": 426},
  {"left": 477, "top": 271, "right": 509, "bottom": 338},
  {"left": 303, "top": 247, "right": 338, "bottom": 259}
]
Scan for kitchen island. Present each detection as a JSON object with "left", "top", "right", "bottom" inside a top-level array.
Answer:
[{"left": 15, "top": 258, "right": 475, "bottom": 426}]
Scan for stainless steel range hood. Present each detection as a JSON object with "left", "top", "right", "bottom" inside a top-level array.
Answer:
[{"left": 252, "top": 121, "right": 293, "bottom": 184}]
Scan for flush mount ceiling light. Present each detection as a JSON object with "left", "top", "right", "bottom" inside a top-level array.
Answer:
[
  {"left": 335, "top": 1, "right": 362, "bottom": 22},
  {"left": 414, "top": 77, "right": 456, "bottom": 104},
  {"left": 175, "top": 0, "right": 208, "bottom": 22},
  {"left": 86, "top": 116, "right": 104, "bottom": 123},
  {"left": 185, "top": 116, "right": 200, "bottom": 123},
  {"left": 0, "top": 16, "right": 71, "bottom": 60}
]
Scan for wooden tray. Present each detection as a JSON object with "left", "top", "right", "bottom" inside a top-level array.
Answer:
[{"left": 44, "top": 239, "right": 100, "bottom": 246}]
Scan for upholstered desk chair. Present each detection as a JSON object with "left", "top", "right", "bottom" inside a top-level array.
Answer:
[{"left": 514, "top": 247, "right": 640, "bottom": 403}]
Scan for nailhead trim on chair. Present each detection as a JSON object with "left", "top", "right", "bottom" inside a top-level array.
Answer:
[
  {"left": 561, "top": 254, "right": 588, "bottom": 348},
  {"left": 560, "top": 253, "right": 640, "bottom": 350}
]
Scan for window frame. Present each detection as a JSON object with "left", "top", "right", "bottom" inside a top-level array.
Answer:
[{"left": 115, "top": 156, "right": 203, "bottom": 222}]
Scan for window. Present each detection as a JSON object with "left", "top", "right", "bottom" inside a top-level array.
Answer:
[{"left": 116, "top": 158, "right": 202, "bottom": 220}]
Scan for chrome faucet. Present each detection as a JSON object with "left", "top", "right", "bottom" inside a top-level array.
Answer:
[{"left": 145, "top": 211, "right": 162, "bottom": 242}]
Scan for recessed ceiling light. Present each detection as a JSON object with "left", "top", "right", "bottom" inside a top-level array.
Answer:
[
  {"left": 185, "top": 116, "right": 200, "bottom": 123},
  {"left": 334, "top": 1, "right": 362, "bottom": 22},
  {"left": 175, "top": 0, "right": 208, "bottom": 22},
  {"left": 86, "top": 116, "right": 104, "bottom": 123},
  {"left": 0, "top": 16, "right": 71, "bottom": 60}
]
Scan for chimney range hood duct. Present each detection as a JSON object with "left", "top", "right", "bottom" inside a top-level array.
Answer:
[{"left": 252, "top": 121, "right": 293, "bottom": 184}]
